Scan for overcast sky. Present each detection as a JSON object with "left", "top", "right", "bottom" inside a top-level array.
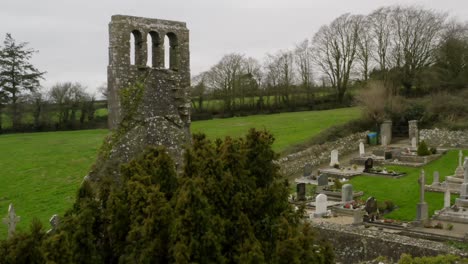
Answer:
[{"left": 1, "top": 0, "right": 467, "bottom": 94}]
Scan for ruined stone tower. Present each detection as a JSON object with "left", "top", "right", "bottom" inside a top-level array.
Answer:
[{"left": 90, "top": 15, "right": 191, "bottom": 180}]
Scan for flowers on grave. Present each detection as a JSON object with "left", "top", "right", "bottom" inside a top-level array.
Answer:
[
  {"left": 352, "top": 164, "right": 358, "bottom": 170},
  {"left": 333, "top": 163, "right": 340, "bottom": 169},
  {"left": 434, "top": 222, "right": 444, "bottom": 229}
]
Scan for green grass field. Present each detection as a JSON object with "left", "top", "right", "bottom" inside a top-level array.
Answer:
[
  {"left": 350, "top": 150, "right": 468, "bottom": 221},
  {"left": 192, "top": 107, "right": 361, "bottom": 152},
  {"left": 0, "top": 107, "right": 360, "bottom": 237}
]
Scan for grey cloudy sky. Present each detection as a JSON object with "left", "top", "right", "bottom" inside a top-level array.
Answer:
[{"left": 1, "top": 0, "right": 467, "bottom": 94}]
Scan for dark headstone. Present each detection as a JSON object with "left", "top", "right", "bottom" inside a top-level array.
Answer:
[
  {"left": 364, "top": 158, "right": 373, "bottom": 172},
  {"left": 297, "top": 183, "right": 306, "bottom": 201},
  {"left": 365, "top": 197, "right": 378, "bottom": 222},
  {"left": 303, "top": 163, "right": 313, "bottom": 177},
  {"left": 317, "top": 174, "right": 328, "bottom": 186}
]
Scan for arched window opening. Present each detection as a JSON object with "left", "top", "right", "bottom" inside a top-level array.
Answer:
[
  {"left": 148, "top": 31, "right": 161, "bottom": 68},
  {"left": 164, "top": 35, "right": 170, "bottom": 69},
  {"left": 130, "top": 30, "right": 143, "bottom": 65},
  {"left": 165, "top": 32, "right": 179, "bottom": 70}
]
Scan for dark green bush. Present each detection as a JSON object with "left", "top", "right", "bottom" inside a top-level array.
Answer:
[{"left": 417, "top": 140, "right": 431, "bottom": 156}]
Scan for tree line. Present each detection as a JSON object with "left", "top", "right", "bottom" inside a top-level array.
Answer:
[
  {"left": 192, "top": 5, "right": 468, "bottom": 116},
  {"left": 0, "top": 34, "right": 106, "bottom": 133}
]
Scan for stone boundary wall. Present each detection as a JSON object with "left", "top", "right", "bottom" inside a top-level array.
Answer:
[
  {"left": 420, "top": 128, "right": 468, "bottom": 148},
  {"left": 277, "top": 132, "right": 368, "bottom": 177},
  {"left": 311, "top": 221, "right": 467, "bottom": 264}
]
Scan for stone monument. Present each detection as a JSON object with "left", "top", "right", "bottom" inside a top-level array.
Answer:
[
  {"left": 90, "top": 15, "right": 192, "bottom": 180},
  {"left": 444, "top": 184, "right": 451, "bottom": 208},
  {"left": 455, "top": 158, "right": 468, "bottom": 207},
  {"left": 330, "top": 149, "right": 339, "bottom": 167},
  {"left": 416, "top": 170, "right": 428, "bottom": 223},
  {"left": 303, "top": 163, "right": 312, "bottom": 177},
  {"left": 359, "top": 141, "right": 365, "bottom": 157},
  {"left": 342, "top": 184, "right": 353, "bottom": 203},
  {"left": 314, "top": 194, "right": 328, "bottom": 217},
  {"left": 297, "top": 183, "right": 306, "bottom": 201},
  {"left": 432, "top": 171, "right": 440, "bottom": 186},
  {"left": 2, "top": 204, "right": 20, "bottom": 239},
  {"left": 408, "top": 120, "right": 419, "bottom": 145},
  {"left": 380, "top": 120, "right": 392, "bottom": 146}
]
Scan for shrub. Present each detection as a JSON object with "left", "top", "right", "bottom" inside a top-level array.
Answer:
[
  {"left": 384, "top": 200, "right": 395, "bottom": 211},
  {"left": 446, "top": 223, "right": 454, "bottom": 230},
  {"left": 417, "top": 140, "right": 431, "bottom": 156},
  {"left": 377, "top": 201, "right": 387, "bottom": 212},
  {"left": 429, "top": 147, "right": 437, "bottom": 154},
  {"left": 333, "top": 178, "right": 342, "bottom": 190}
]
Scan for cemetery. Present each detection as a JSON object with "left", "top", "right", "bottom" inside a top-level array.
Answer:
[{"left": 1, "top": 2, "right": 468, "bottom": 262}]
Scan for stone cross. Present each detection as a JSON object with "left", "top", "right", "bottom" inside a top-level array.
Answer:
[
  {"left": 359, "top": 141, "right": 365, "bottom": 157},
  {"left": 460, "top": 150, "right": 463, "bottom": 167},
  {"left": 411, "top": 137, "right": 417, "bottom": 148},
  {"left": 314, "top": 194, "right": 328, "bottom": 217},
  {"left": 2, "top": 204, "right": 20, "bottom": 239},
  {"left": 330, "top": 149, "right": 339, "bottom": 167},
  {"left": 418, "top": 170, "right": 426, "bottom": 203},
  {"left": 48, "top": 214, "right": 60, "bottom": 234},
  {"left": 432, "top": 171, "right": 440, "bottom": 186}
]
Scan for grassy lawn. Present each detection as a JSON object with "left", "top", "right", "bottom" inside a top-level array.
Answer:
[
  {"left": 350, "top": 150, "right": 468, "bottom": 221},
  {"left": 0, "top": 107, "right": 359, "bottom": 237},
  {"left": 192, "top": 107, "right": 361, "bottom": 152},
  {"left": 0, "top": 129, "right": 108, "bottom": 237}
]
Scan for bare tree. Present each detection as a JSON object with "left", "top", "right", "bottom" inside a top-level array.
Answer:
[
  {"left": 389, "top": 6, "right": 447, "bottom": 94},
  {"left": 204, "top": 53, "right": 244, "bottom": 114},
  {"left": 368, "top": 7, "right": 393, "bottom": 73},
  {"left": 312, "top": 13, "right": 360, "bottom": 102},
  {"left": 294, "top": 39, "right": 314, "bottom": 104},
  {"left": 355, "top": 15, "right": 373, "bottom": 82}
]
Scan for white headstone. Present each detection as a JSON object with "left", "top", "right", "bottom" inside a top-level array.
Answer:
[
  {"left": 432, "top": 171, "right": 440, "bottom": 185},
  {"left": 2, "top": 204, "right": 20, "bottom": 239},
  {"left": 314, "top": 194, "right": 328, "bottom": 217},
  {"left": 330, "top": 149, "right": 339, "bottom": 167},
  {"left": 359, "top": 142, "right": 365, "bottom": 157},
  {"left": 342, "top": 184, "right": 353, "bottom": 202},
  {"left": 444, "top": 184, "right": 451, "bottom": 208},
  {"left": 411, "top": 137, "right": 417, "bottom": 148}
]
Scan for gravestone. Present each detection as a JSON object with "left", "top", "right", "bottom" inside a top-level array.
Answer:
[
  {"left": 416, "top": 170, "right": 428, "bottom": 223},
  {"left": 444, "top": 184, "right": 451, "bottom": 208},
  {"left": 364, "top": 158, "right": 373, "bottom": 172},
  {"left": 359, "top": 141, "right": 365, "bottom": 157},
  {"left": 317, "top": 174, "right": 328, "bottom": 187},
  {"left": 342, "top": 184, "right": 353, "bottom": 203},
  {"left": 303, "top": 163, "right": 313, "bottom": 177},
  {"left": 432, "top": 171, "right": 440, "bottom": 186},
  {"left": 314, "top": 194, "right": 328, "bottom": 217},
  {"left": 330, "top": 149, "right": 339, "bottom": 167},
  {"left": 455, "top": 158, "right": 468, "bottom": 207},
  {"left": 48, "top": 214, "right": 59, "bottom": 234},
  {"left": 297, "top": 183, "right": 306, "bottom": 201},
  {"left": 380, "top": 120, "right": 392, "bottom": 146},
  {"left": 411, "top": 137, "right": 417, "bottom": 148},
  {"left": 2, "top": 204, "right": 20, "bottom": 239},
  {"left": 365, "top": 197, "right": 378, "bottom": 222},
  {"left": 455, "top": 150, "right": 464, "bottom": 178},
  {"left": 409, "top": 120, "right": 419, "bottom": 144}
]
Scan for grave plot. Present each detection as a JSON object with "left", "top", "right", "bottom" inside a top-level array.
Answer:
[
  {"left": 361, "top": 158, "right": 406, "bottom": 178},
  {"left": 426, "top": 150, "right": 465, "bottom": 194}
]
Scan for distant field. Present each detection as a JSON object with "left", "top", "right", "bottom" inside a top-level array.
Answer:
[
  {"left": 0, "top": 107, "right": 360, "bottom": 237},
  {"left": 192, "top": 107, "right": 361, "bottom": 152},
  {"left": 350, "top": 150, "right": 468, "bottom": 221}
]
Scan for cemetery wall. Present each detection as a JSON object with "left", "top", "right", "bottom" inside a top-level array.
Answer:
[
  {"left": 278, "top": 132, "right": 368, "bottom": 177},
  {"left": 420, "top": 128, "right": 468, "bottom": 148},
  {"left": 312, "top": 221, "right": 466, "bottom": 263}
]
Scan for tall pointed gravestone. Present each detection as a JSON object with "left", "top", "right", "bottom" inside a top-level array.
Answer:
[
  {"left": 416, "top": 170, "right": 429, "bottom": 223},
  {"left": 455, "top": 158, "right": 468, "bottom": 207}
]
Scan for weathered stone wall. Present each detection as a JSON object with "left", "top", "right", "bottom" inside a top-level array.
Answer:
[
  {"left": 420, "top": 128, "right": 468, "bottom": 148},
  {"left": 312, "top": 221, "right": 466, "bottom": 264},
  {"left": 90, "top": 15, "right": 191, "bottom": 180},
  {"left": 278, "top": 132, "right": 368, "bottom": 177}
]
